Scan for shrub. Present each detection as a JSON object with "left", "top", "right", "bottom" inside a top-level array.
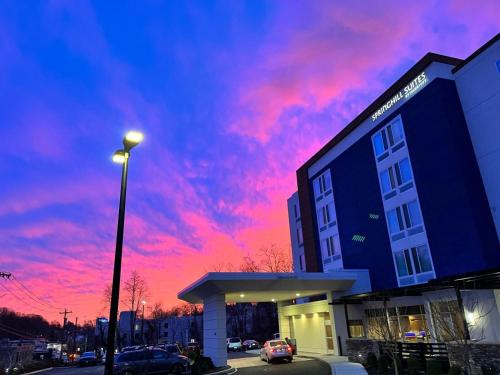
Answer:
[
  {"left": 364, "top": 352, "right": 378, "bottom": 370},
  {"left": 427, "top": 359, "right": 448, "bottom": 375},
  {"left": 481, "top": 365, "right": 496, "bottom": 375},
  {"left": 448, "top": 364, "right": 462, "bottom": 375},
  {"left": 407, "top": 357, "right": 423, "bottom": 375},
  {"left": 378, "top": 353, "right": 390, "bottom": 372}
]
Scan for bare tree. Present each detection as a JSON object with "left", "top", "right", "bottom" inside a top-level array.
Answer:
[
  {"left": 239, "top": 254, "right": 261, "bottom": 272},
  {"left": 365, "top": 299, "right": 402, "bottom": 375},
  {"left": 258, "top": 244, "right": 293, "bottom": 272},
  {"left": 428, "top": 294, "right": 493, "bottom": 374},
  {"left": 122, "top": 270, "right": 149, "bottom": 345},
  {"left": 207, "top": 262, "right": 236, "bottom": 272},
  {"left": 100, "top": 284, "right": 112, "bottom": 314}
]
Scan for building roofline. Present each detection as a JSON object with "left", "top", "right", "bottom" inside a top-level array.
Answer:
[
  {"left": 452, "top": 33, "right": 500, "bottom": 73},
  {"left": 297, "top": 53, "right": 462, "bottom": 176}
]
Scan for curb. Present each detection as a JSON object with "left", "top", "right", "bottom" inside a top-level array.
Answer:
[
  {"left": 204, "top": 366, "right": 236, "bottom": 374},
  {"left": 23, "top": 368, "right": 54, "bottom": 375}
]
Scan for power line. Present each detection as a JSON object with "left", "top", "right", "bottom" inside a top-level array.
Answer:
[
  {"left": 0, "top": 282, "right": 54, "bottom": 314},
  {"left": 11, "top": 275, "right": 63, "bottom": 310},
  {"left": 0, "top": 325, "right": 36, "bottom": 340},
  {"left": 0, "top": 271, "right": 63, "bottom": 312},
  {"left": 7, "top": 279, "right": 60, "bottom": 312},
  {"left": 0, "top": 322, "right": 41, "bottom": 339}
]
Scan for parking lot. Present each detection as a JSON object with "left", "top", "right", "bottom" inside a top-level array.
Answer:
[{"left": 37, "top": 352, "right": 331, "bottom": 375}]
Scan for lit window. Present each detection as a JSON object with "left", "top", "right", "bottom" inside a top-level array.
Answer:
[
  {"left": 373, "top": 132, "right": 388, "bottom": 157},
  {"left": 398, "top": 158, "right": 412, "bottom": 185},
  {"left": 372, "top": 117, "right": 406, "bottom": 162},
  {"left": 379, "top": 157, "right": 413, "bottom": 198},
  {"left": 386, "top": 200, "right": 423, "bottom": 240},
  {"left": 387, "top": 118, "right": 404, "bottom": 146},
  {"left": 387, "top": 208, "right": 404, "bottom": 234}
]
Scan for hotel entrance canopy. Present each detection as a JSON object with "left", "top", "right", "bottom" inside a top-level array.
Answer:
[
  {"left": 177, "top": 270, "right": 370, "bottom": 367},
  {"left": 178, "top": 270, "right": 371, "bottom": 304}
]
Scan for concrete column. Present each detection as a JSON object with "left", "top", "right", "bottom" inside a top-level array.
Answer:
[
  {"left": 203, "top": 294, "right": 227, "bottom": 367},
  {"left": 327, "top": 292, "right": 349, "bottom": 356},
  {"left": 277, "top": 302, "right": 291, "bottom": 339}
]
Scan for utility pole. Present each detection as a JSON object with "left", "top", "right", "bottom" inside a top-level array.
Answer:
[{"left": 59, "top": 309, "right": 72, "bottom": 360}]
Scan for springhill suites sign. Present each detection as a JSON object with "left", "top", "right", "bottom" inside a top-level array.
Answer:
[{"left": 371, "top": 72, "right": 428, "bottom": 121}]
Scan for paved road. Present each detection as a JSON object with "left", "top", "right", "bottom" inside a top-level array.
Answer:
[
  {"left": 41, "top": 365, "right": 104, "bottom": 375},
  {"left": 228, "top": 350, "right": 331, "bottom": 375},
  {"left": 39, "top": 355, "right": 331, "bottom": 375},
  {"left": 234, "top": 358, "right": 331, "bottom": 374}
]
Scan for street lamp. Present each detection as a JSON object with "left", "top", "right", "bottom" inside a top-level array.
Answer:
[
  {"left": 141, "top": 300, "right": 146, "bottom": 344},
  {"left": 104, "top": 131, "right": 144, "bottom": 375}
]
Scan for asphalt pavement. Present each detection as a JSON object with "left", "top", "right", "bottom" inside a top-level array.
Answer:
[
  {"left": 228, "top": 350, "right": 331, "bottom": 375},
  {"left": 37, "top": 355, "right": 331, "bottom": 375},
  {"left": 38, "top": 365, "right": 104, "bottom": 375}
]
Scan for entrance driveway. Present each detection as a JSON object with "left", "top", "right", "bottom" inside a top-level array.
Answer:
[{"left": 227, "top": 350, "right": 331, "bottom": 374}]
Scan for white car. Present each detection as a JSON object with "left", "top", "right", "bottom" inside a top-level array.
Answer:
[
  {"left": 227, "top": 337, "right": 242, "bottom": 352},
  {"left": 260, "top": 340, "right": 293, "bottom": 363}
]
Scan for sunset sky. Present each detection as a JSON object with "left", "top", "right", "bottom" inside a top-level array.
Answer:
[{"left": 0, "top": 1, "right": 499, "bottom": 324}]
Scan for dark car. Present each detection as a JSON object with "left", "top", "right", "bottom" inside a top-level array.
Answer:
[
  {"left": 77, "top": 351, "right": 99, "bottom": 366},
  {"left": 113, "top": 348, "right": 189, "bottom": 375},
  {"left": 156, "top": 344, "right": 181, "bottom": 356},
  {"left": 242, "top": 340, "right": 259, "bottom": 350}
]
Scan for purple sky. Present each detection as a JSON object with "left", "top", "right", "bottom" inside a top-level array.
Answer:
[{"left": 0, "top": 0, "right": 498, "bottom": 323}]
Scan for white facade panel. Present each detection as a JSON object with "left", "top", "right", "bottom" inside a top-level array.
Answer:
[
  {"left": 454, "top": 39, "right": 500, "bottom": 241},
  {"left": 287, "top": 192, "right": 305, "bottom": 272}
]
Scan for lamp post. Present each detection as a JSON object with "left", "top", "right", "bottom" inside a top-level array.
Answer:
[
  {"left": 104, "top": 131, "right": 144, "bottom": 375},
  {"left": 141, "top": 300, "right": 146, "bottom": 344}
]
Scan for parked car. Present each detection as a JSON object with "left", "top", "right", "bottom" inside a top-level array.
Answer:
[
  {"left": 260, "top": 340, "right": 293, "bottom": 363},
  {"left": 226, "top": 337, "right": 243, "bottom": 352},
  {"left": 156, "top": 344, "right": 181, "bottom": 356},
  {"left": 242, "top": 340, "right": 259, "bottom": 350},
  {"left": 77, "top": 351, "right": 100, "bottom": 366},
  {"left": 113, "top": 348, "right": 189, "bottom": 375}
]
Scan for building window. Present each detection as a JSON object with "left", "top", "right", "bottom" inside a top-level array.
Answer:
[
  {"left": 317, "top": 202, "right": 335, "bottom": 230},
  {"left": 386, "top": 200, "right": 423, "bottom": 241},
  {"left": 164, "top": 323, "right": 168, "bottom": 329},
  {"left": 313, "top": 170, "right": 332, "bottom": 199},
  {"left": 394, "top": 245, "right": 434, "bottom": 283},
  {"left": 321, "top": 235, "right": 341, "bottom": 264},
  {"left": 296, "top": 226, "right": 304, "bottom": 246},
  {"left": 379, "top": 157, "right": 414, "bottom": 199},
  {"left": 299, "top": 254, "right": 305, "bottom": 271},
  {"left": 294, "top": 203, "right": 301, "bottom": 220},
  {"left": 164, "top": 332, "right": 168, "bottom": 337},
  {"left": 410, "top": 245, "right": 433, "bottom": 274},
  {"left": 372, "top": 117, "right": 406, "bottom": 161}
]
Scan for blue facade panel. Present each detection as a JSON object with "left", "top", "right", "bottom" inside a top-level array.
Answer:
[
  {"left": 309, "top": 78, "right": 499, "bottom": 293},
  {"left": 401, "top": 78, "right": 500, "bottom": 277},
  {"left": 328, "top": 138, "right": 397, "bottom": 291}
]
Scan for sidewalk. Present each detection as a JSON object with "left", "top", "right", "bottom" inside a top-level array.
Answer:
[{"left": 297, "top": 352, "right": 367, "bottom": 375}]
